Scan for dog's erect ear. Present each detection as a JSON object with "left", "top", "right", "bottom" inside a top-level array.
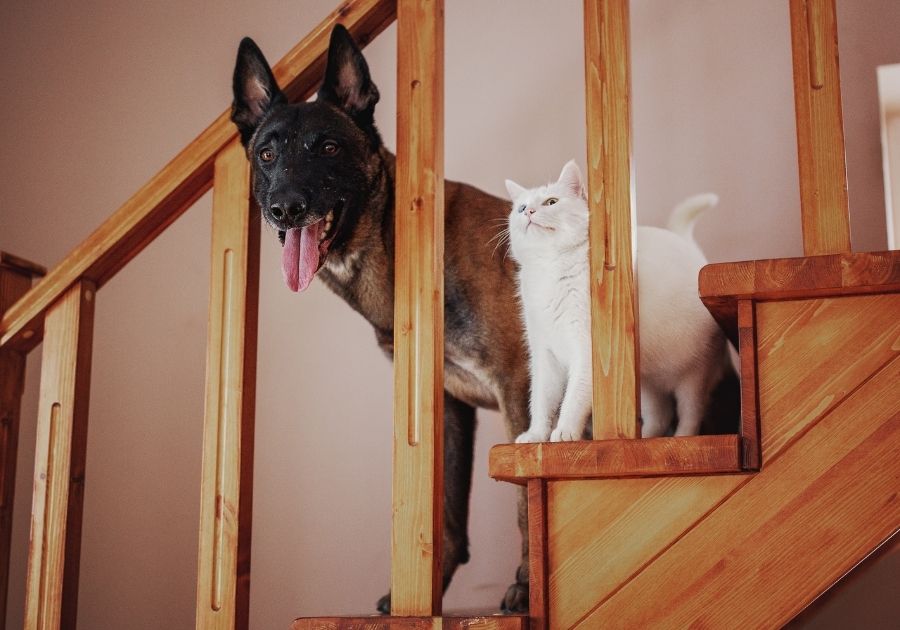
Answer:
[
  {"left": 505, "top": 179, "right": 526, "bottom": 201},
  {"left": 318, "top": 25, "right": 380, "bottom": 124},
  {"left": 557, "top": 160, "right": 585, "bottom": 199},
  {"left": 232, "top": 37, "right": 287, "bottom": 146}
]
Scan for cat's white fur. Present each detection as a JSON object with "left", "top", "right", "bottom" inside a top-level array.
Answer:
[{"left": 505, "top": 160, "right": 732, "bottom": 442}]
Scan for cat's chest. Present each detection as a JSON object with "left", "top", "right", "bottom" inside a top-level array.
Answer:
[{"left": 520, "top": 264, "right": 588, "bottom": 342}]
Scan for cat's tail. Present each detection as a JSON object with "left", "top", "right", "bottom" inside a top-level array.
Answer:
[{"left": 666, "top": 192, "right": 719, "bottom": 243}]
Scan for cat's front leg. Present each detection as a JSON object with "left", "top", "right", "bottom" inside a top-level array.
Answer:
[
  {"left": 551, "top": 359, "right": 592, "bottom": 442},
  {"left": 516, "top": 348, "right": 564, "bottom": 443}
]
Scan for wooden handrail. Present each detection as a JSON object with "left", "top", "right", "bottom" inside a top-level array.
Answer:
[{"left": 0, "top": 0, "right": 396, "bottom": 354}]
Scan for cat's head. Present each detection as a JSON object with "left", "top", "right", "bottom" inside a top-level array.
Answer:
[{"left": 504, "top": 159, "right": 589, "bottom": 261}]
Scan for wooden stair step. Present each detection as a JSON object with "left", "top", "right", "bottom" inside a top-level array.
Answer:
[
  {"left": 489, "top": 435, "right": 744, "bottom": 484},
  {"left": 291, "top": 615, "right": 527, "bottom": 629},
  {"left": 699, "top": 249, "right": 900, "bottom": 343}
]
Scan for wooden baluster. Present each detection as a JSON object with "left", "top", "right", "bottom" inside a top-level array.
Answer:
[
  {"left": 0, "top": 254, "right": 44, "bottom": 630},
  {"left": 392, "top": 0, "right": 445, "bottom": 616},
  {"left": 195, "top": 138, "right": 260, "bottom": 630},
  {"left": 790, "top": 0, "right": 852, "bottom": 255},
  {"left": 23, "top": 280, "right": 95, "bottom": 630},
  {"left": 584, "top": 0, "right": 640, "bottom": 439}
]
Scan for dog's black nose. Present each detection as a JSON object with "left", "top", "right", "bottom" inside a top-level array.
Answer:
[{"left": 270, "top": 197, "right": 308, "bottom": 222}]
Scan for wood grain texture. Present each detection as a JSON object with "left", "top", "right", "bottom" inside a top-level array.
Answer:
[
  {"left": 699, "top": 250, "right": 900, "bottom": 342},
  {"left": 547, "top": 474, "right": 743, "bottom": 628},
  {"left": 544, "top": 292, "right": 898, "bottom": 627},
  {"left": 737, "top": 300, "right": 761, "bottom": 470},
  {"left": 580, "top": 353, "right": 900, "bottom": 629},
  {"left": 392, "top": 0, "right": 444, "bottom": 616},
  {"left": 527, "top": 480, "right": 549, "bottom": 630},
  {"left": 583, "top": 0, "right": 639, "bottom": 439},
  {"left": 756, "top": 293, "right": 900, "bottom": 462},
  {"left": 789, "top": 0, "right": 851, "bottom": 255},
  {"left": 489, "top": 435, "right": 742, "bottom": 484},
  {"left": 23, "top": 281, "right": 95, "bottom": 630},
  {"left": 0, "top": 0, "right": 397, "bottom": 354},
  {"left": 0, "top": 252, "right": 46, "bottom": 278},
  {"left": 0, "top": 261, "right": 39, "bottom": 630},
  {"left": 291, "top": 616, "right": 527, "bottom": 630},
  {"left": 195, "top": 138, "right": 260, "bottom": 630}
]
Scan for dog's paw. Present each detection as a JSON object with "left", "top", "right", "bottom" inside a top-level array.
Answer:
[
  {"left": 516, "top": 429, "right": 550, "bottom": 443},
  {"left": 376, "top": 592, "right": 391, "bottom": 614},
  {"left": 550, "top": 426, "right": 580, "bottom": 442},
  {"left": 500, "top": 581, "right": 529, "bottom": 613}
]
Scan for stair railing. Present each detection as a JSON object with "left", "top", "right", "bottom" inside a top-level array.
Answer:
[{"left": 0, "top": 0, "right": 853, "bottom": 628}]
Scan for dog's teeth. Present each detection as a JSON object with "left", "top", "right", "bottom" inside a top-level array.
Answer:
[{"left": 327, "top": 210, "right": 334, "bottom": 221}]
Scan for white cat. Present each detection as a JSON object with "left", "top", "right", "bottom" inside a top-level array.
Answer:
[{"left": 504, "top": 160, "right": 732, "bottom": 442}]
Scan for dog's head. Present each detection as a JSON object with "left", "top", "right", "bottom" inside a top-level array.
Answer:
[{"left": 232, "top": 26, "right": 383, "bottom": 292}]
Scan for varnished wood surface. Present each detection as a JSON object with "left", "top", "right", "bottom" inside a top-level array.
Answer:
[
  {"left": 0, "top": 251, "right": 46, "bottom": 278},
  {"left": 392, "top": 0, "right": 444, "bottom": 616},
  {"left": 489, "top": 435, "right": 742, "bottom": 484},
  {"left": 789, "top": 0, "right": 851, "bottom": 255},
  {"left": 195, "top": 139, "right": 260, "bottom": 630},
  {"left": 737, "top": 300, "right": 761, "bottom": 470},
  {"left": 527, "top": 480, "right": 548, "bottom": 630},
  {"left": 699, "top": 250, "right": 900, "bottom": 342},
  {"left": 583, "top": 0, "right": 639, "bottom": 439},
  {"left": 579, "top": 353, "right": 900, "bottom": 628},
  {"left": 0, "top": 0, "right": 396, "bottom": 354},
  {"left": 291, "top": 615, "right": 527, "bottom": 630},
  {"left": 0, "top": 261, "right": 39, "bottom": 630},
  {"left": 756, "top": 293, "right": 900, "bottom": 462},
  {"left": 23, "top": 282, "right": 95, "bottom": 630},
  {"left": 544, "top": 292, "right": 899, "bottom": 628}
]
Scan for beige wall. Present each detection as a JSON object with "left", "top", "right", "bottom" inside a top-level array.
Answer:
[{"left": 1, "top": 1, "right": 897, "bottom": 628}]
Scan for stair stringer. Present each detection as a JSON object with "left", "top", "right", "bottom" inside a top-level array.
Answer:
[{"left": 543, "top": 292, "right": 900, "bottom": 628}]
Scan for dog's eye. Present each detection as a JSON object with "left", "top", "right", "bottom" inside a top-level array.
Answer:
[
  {"left": 543, "top": 197, "right": 559, "bottom": 206},
  {"left": 258, "top": 148, "right": 275, "bottom": 163},
  {"left": 321, "top": 140, "right": 340, "bottom": 156}
]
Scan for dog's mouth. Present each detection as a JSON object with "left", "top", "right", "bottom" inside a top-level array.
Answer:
[{"left": 281, "top": 202, "right": 343, "bottom": 292}]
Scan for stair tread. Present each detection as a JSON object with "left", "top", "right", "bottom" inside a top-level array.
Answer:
[
  {"left": 489, "top": 435, "right": 743, "bottom": 484},
  {"left": 699, "top": 250, "right": 900, "bottom": 344}
]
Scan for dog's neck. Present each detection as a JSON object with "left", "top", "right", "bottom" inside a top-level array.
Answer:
[{"left": 318, "top": 146, "right": 397, "bottom": 336}]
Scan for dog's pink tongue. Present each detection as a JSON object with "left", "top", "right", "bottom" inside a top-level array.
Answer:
[{"left": 281, "top": 224, "right": 322, "bottom": 292}]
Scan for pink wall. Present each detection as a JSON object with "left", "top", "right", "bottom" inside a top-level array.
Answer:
[{"left": 1, "top": 1, "right": 897, "bottom": 628}]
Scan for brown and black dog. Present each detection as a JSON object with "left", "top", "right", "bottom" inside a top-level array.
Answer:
[{"left": 232, "top": 25, "right": 533, "bottom": 612}]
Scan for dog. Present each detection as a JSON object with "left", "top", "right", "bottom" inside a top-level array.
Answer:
[{"left": 232, "top": 25, "right": 533, "bottom": 612}]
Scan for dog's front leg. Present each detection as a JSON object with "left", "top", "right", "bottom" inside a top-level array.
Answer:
[
  {"left": 375, "top": 391, "right": 477, "bottom": 614},
  {"left": 498, "top": 374, "right": 532, "bottom": 614}
]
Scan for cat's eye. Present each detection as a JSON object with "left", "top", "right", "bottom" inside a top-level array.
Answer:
[
  {"left": 517, "top": 204, "right": 526, "bottom": 214},
  {"left": 258, "top": 148, "right": 275, "bottom": 163},
  {"left": 543, "top": 197, "right": 559, "bottom": 206}
]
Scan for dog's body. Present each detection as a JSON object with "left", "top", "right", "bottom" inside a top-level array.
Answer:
[{"left": 232, "top": 27, "right": 532, "bottom": 611}]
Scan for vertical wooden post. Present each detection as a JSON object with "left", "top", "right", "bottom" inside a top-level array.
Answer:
[
  {"left": 737, "top": 300, "right": 761, "bottom": 471},
  {"left": 584, "top": 0, "right": 640, "bottom": 439},
  {"left": 23, "top": 280, "right": 95, "bottom": 630},
  {"left": 790, "top": 0, "right": 852, "bottom": 255},
  {"left": 392, "top": 0, "right": 444, "bottom": 616},
  {"left": 195, "top": 138, "right": 260, "bottom": 630},
  {"left": 0, "top": 254, "right": 44, "bottom": 630}
]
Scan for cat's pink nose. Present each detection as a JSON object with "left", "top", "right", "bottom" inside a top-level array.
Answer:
[{"left": 527, "top": 207, "right": 536, "bottom": 215}]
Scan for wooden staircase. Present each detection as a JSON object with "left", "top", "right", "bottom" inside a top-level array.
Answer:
[{"left": 0, "top": 0, "right": 897, "bottom": 629}]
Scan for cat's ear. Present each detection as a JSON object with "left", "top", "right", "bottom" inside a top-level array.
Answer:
[
  {"left": 505, "top": 179, "right": 526, "bottom": 200},
  {"left": 557, "top": 160, "right": 585, "bottom": 199}
]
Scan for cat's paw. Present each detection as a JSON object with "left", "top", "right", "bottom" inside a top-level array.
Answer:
[
  {"left": 516, "top": 429, "right": 550, "bottom": 443},
  {"left": 550, "top": 426, "right": 580, "bottom": 442}
]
